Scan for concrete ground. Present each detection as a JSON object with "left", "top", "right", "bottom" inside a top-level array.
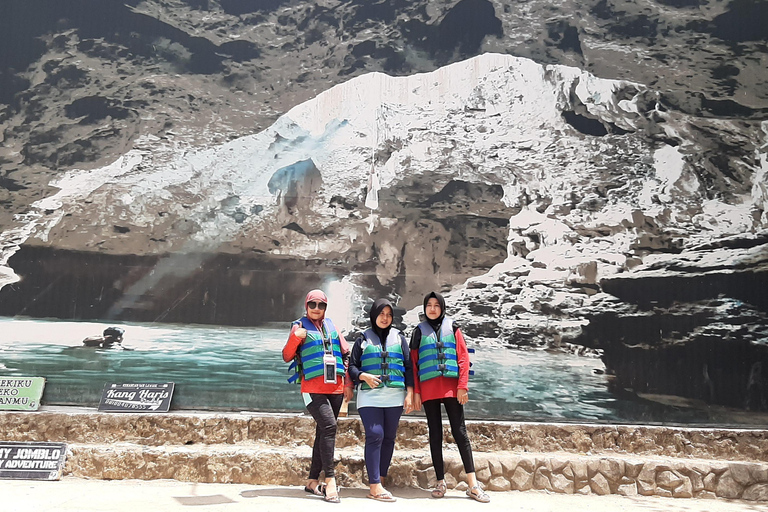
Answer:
[{"left": 4, "top": 477, "right": 766, "bottom": 512}]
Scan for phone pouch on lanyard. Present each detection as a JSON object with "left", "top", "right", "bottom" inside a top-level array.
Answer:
[{"left": 323, "top": 353, "right": 337, "bottom": 384}]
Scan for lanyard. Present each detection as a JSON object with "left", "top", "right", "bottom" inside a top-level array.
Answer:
[{"left": 319, "top": 323, "right": 333, "bottom": 355}]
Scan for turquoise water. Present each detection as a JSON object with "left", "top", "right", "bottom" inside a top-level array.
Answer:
[{"left": 1, "top": 317, "right": 764, "bottom": 426}]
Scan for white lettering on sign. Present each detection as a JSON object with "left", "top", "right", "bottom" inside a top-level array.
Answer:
[
  {"left": 1, "top": 445, "right": 63, "bottom": 473},
  {"left": 0, "top": 397, "right": 28, "bottom": 405},
  {"left": 105, "top": 390, "right": 136, "bottom": 400},
  {"left": 2, "top": 460, "right": 59, "bottom": 469},
  {"left": 0, "top": 380, "right": 32, "bottom": 387},
  {"left": 138, "top": 389, "right": 169, "bottom": 401},
  {"left": 12, "top": 448, "right": 61, "bottom": 460}
]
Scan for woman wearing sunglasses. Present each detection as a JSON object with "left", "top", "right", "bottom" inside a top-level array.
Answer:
[
  {"left": 409, "top": 291, "right": 490, "bottom": 503},
  {"left": 283, "top": 289, "right": 353, "bottom": 503},
  {"left": 348, "top": 298, "right": 414, "bottom": 502}
]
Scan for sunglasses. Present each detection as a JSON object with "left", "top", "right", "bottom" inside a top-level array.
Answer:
[{"left": 307, "top": 301, "right": 327, "bottom": 311}]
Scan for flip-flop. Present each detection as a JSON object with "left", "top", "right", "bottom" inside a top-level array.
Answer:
[{"left": 367, "top": 491, "right": 396, "bottom": 502}]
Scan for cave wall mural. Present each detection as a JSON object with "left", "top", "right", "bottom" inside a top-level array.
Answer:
[{"left": 0, "top": 0, "right": 766, "bottom": 425}]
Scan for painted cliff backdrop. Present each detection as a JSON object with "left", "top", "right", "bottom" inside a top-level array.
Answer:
[{"left": 0, "top": 0, "right": 766, "bottom": 424}]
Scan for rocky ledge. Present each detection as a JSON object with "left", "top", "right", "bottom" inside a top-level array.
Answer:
[
  {"left": 62, "top": 445, "right": 768, "bottom": 501},
  {"left": 443, "top": 231, "right": 768, "bottom": 413},
  {"left": 1, "top": 408, "right": 767, "bottom": 501}
]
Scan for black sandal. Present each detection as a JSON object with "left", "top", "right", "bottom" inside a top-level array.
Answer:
[{"left": 304, "top": 483, "right": 326, "bottom": 496}]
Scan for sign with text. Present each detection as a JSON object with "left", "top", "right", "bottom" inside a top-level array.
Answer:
[
  {"left": 98, "top": 382, "right": 175, "bottom": 412},
  {"left": 0, "top": 442, "right": 67, "bottom": 480},
  {"left": 0, "top": 377, "right": 45, "bottom": 411}
]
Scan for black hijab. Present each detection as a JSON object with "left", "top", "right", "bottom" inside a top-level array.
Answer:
[
  {"left": 422, "top": 291, "right": 446, "bottom": 332},
  {"left": 370, "top": 298, "right": 394, "bottom": 343}
]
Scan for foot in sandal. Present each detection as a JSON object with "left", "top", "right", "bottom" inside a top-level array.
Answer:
[
  {"left": 367, "top": 490, "right": 396, "bottom": 502},
  {"left": 466, "top": 484, "right": 491, "bottom": 503},
  {"left": 323, "top": 493, "right": 341, "bottom": 504},
  {"left": 304, "top": 480, "right": 325, "bottom": 496},
  {"left": 323, "top": 478, "right": 340, "bottom": 503},
  {"left": 431, "top": 480, "right": 447, "bottom": 498}
]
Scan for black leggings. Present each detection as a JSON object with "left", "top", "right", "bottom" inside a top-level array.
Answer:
[
  {"left": 306, "top": 393, "right": 344, "bottom": 479},
  {"left": 422, "top": 397, "right": 475, "bottom": 480}
]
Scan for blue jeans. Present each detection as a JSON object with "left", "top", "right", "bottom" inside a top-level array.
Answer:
[{"left": 358, "top": 406, "right": 404, "bottom": 484}]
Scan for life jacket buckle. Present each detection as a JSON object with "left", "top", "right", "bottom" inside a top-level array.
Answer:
[
  {"left": 438, "top": 364, "right": 446, "bottom": 372},
  {"left": 380, "top": 374, "right": 391, "bottom": 382},
  {"left": 380, "top": 351, "right": 388, "bottom": 358},
  {"left": 380, "top": 362, "right": 389, "bottom": 369},
  {"left": 436, "top": 341, "right": 444, "bottom": 349}
]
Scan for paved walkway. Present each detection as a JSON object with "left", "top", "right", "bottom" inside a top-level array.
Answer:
[{"left": 4, "top": 477, "right": 765, "bottom": 512}]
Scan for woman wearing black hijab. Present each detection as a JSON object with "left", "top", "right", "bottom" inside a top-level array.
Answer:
[
  {"left": 409, "top": 291, "right": 490, "bottom": 503},
  {"left": 349, "top": 298, "right": 414, "bottom": 502}
]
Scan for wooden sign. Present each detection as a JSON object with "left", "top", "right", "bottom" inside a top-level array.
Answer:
[
  {"left": 0, "top": 377, "right": 45, "bottom": 411},
  {"left": 0, "top": 442, "right": 67, "bottom": 480},
  {"left": 98, "top": 383, "right": 175, "bottom": 412}
]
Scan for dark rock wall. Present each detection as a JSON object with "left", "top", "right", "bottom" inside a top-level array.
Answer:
[
  {"left": 568, "top": 236, "right": 768, "bottom": 412},
  {"left": 0, "top": 176, "right": 515, "bottom": 320},
  {"left": 0, "top": 246, "right": 329, "bottom": 324}
]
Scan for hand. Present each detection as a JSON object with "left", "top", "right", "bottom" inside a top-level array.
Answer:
[
  {"left": 457, "top": 388, "right": 468, "bottom": 405},
  {"left": 412, "top": 392, "right": 422, "bottom": 412},
  {"left": 343, "top": 386, "right": 354, "bottom": 402},
  {"left": 360, "top": 373, "right": 381, "bottom": 388},
  {"left": 295, "top": 327, "right": 307, "bottom": 339},
  {"left": 404, "top": 390, "right": 414, "bottom": 414}
]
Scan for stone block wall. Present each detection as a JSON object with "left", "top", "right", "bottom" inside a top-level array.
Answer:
[{"left": 2, "top": 409, "right": 767, "bottom": 501}]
